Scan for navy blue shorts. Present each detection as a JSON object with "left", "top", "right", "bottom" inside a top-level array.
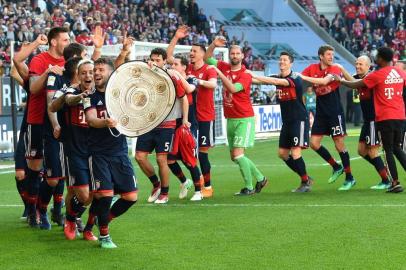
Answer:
[
  {"left": 89, "top": 154, "right": 137, "bottom": 194},
  {"left": 24, "top": 124, "right": 43, "bottom": 159},
  {"left": 136, "top": 128, "right": 175, "bottom": 154},
  {"left": 66, "top": 155, "right": 90, "bottom": 189},
  {"left": 359, "top": 121, "right": 380, "bottom": 146},
  {"left": 43, "top": 135, "right": 65, "bottom": 180},
  {"left": 311, "top": 113, "right": 346, "bottom": 137},
  {"left": 279, "top": 120, "right": 310, "bottom": 149},
  {"left": 198, "top": 121, "right": 215, "bottom": 148},
  {"left": 15, "top": 130, "right": 27, "bottom": 172}
]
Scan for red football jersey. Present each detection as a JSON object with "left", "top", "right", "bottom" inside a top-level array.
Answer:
[
  {"left": 28, "top": 52, "right": 65, "bottom": 124},
  {"left": 186, "top": 64, "right": 217, "bottom": 121},
  {"left": 217, "top": 61, "right": 254, "bottom": 119},
  {"left": 302, "top": 64, "right": 342, "bottom": 96},
  {"left": 363, "top": 66, "right": 406, "bottom": 122}
]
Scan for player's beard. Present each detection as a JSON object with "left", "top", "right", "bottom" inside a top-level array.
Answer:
[{"left": 231, "top": 58, "right": 241, "bottom": 66}]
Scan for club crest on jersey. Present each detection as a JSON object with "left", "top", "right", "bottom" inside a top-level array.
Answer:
[
  {"left": 198, "top": 74, "right": 203, "bottom": 79},
  {"left": 30, "top": 150, "right": 37, "bottom": 157},
  {"left": 47, "top": 75, "right": 56, "bottom": 86}
]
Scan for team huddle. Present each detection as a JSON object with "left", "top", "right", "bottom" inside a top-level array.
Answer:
[{"left": 11, "top": 25, "right": 406, "bottom": 248}]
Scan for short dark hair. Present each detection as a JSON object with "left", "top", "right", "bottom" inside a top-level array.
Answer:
[
  {"left": 64, "top": 56, "right": 82, "bottom": 80},
  {"left": 94, "top": 57, "right": 114, "bottom": 70},
  {"left": 377, "top": 47, "right": 394, "bottom": 63},
  {"left": 47, "top": 27, "right": 69, "bottom": 46},
  {"left": 63, "top": 43, "right": 86, "bottom": 60},
  {"left": 150, "top": 47, "right": 167, "bottom": 60},
  {"left": 318, "top": 44, "right": 334, "bottom": 56},
  {"left": 192, "top": 43, "right": 206, "bottom": 52},
  {"left": 174, "top": 54, "right": 188, "bottom": 66},
  {"left": 280, "top": 51, "right": 294, "bottom": 63}
]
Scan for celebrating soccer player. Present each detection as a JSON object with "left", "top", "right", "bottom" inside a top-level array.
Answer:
[
  {"left": 135, "top": 48, "right": 190, "bottom": 204},
  {"left": 249, "top": 52, "right": 312, "bottom": 192},
  {"left": 167, "top": 26, "right": 218, "bottom": 198},
  {"left": 299, "top": 45, "right": 356, "bottom": 191},
  {"left": 337, "top": 47, "right": 406, "bottom": 193},
  {"left": 204, "top": 37, "right": 268, "bottom": 195},
  {"left": 84, "top": 58, "right": 138, "bottom": 248},
  {"left": 25, "top": 27, "right": 68, "bottom": 227}
]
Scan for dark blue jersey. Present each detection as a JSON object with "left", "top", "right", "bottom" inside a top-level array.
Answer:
[
  {"left": 84, "top": 90, "right": 128, "bottom": 156},
  {"left": 272, "top": 72, "right": 307, "bottom": 123},
  {"left": 354, "top": 74, "right": 375, "bottom": 122},
  {"left": 44, "top": 72, "right": 71, "bottom": 137},
  {"left": 63, "top": 88, "right": 89, "bottom": 157}
]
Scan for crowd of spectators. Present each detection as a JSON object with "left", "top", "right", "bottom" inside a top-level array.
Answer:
[
  {"left": 298, "top": 0, "right": 405, "bottom": 63},
  {"left": 0, "top": 0, "right": 263, "bottom": 76}
]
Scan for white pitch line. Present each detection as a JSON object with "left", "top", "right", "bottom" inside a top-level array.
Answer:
[{"left": 2, "top": 203, "right": 406, "bottom": 208}]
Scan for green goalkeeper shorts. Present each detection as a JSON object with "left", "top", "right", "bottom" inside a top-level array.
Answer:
[{"left": 227, "top": 117, "right": 255, "bottom": 149}]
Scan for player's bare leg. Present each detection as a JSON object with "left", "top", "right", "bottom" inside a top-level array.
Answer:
[
  {"left": 155, "top": 153, "right": 170, "bottom": 203},
  {"left": 135, "top": 152, "right": 160, "bottom": 202}
]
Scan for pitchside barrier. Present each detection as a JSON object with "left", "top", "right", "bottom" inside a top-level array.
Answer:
[{"left": 0, "top": 42, "right": 281, "bottom": 158}]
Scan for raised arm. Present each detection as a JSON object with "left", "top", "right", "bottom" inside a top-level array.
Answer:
[
  {"left": 91, "top": 25, "right": 105, "bottom": 61},
  {"left": 167, "top": 25, "right": 189, "bottom": 65},
  {"left": 336, "top": 77, "right": 366, "bottom": 89},
  {"left": 13, "top": 34, "right": 48, "bottom": 81},
  {"left": 335, "top": 63, "right": 354, "bottom": 81},
  {"left": 114, "top": 33, "right": 134, "bottom": 68},
  {"left": 204, "top": 36, "right": 226, "bottom": 62}
]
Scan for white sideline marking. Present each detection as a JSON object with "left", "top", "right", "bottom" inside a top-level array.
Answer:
[{"left": 2, "top": 203, "right": 406, "bottom": 208}]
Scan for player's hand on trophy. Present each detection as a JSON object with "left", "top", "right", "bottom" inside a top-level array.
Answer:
[
  {"left": 35, "top": 34, "right": 48, "bottom": 46},
  {"left": 53, "top": 125, "right": 61, "bottom": 139},
  {"left": 105, "top": 118, "right": 117, "bottom": 128},
  {"left": 213, "top": 36, "right": 227, "bottom": 47},
  {"left": 175, "top": 25, "right": 189, "bottom": 39}
]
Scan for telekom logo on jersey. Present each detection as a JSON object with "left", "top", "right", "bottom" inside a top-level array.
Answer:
[{"left": 383, "top": 69, "right": 404, "bottom": 100}]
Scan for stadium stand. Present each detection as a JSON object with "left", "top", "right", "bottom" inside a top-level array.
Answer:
[
  {"left": 0, "top": 0, "right": 261, "bottom": 75},
  {"left": 297, "top": 0, "right": 405, "bottom": 62}
]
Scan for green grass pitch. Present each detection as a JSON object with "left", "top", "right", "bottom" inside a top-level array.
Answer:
[{"left": 1, "top": 132, "right": 406, "bottom": 269}]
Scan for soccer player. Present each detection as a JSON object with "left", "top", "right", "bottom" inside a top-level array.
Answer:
[
  {"left": 12, "top": 35, "right": 49, "bottom": 220},
  {"left": 247, "top": 52, "right": 312, "bottom": 192},
  {"left": 167, "top": 26, "right": 218, "bottom": 198},
  {"left": 299, "top": 45, "right": 356, "bottom": 191},
  {"left": 25, "top": 27, "right": 68, "bottom": 227},
  {"left": 57, "top": 59, "right": 97, "bottom": 241},
  {"left": 84, "top": 57, "right": 138, "bottom": 248},
  {"left": 342, "top": 55, "right": 391, "bottom": 189},
  {"left": 167, "top": 54, "right": 205, "bottom": 201},
  {"left": 337, "top": 47, "right": 406, "bottom": 193},
  {"left": 204, "top": 37, "right": 268, "bottom": 195},
  {"left": 135, "top": 48, "right": 190, "bottom": 204},
  {"left": 44, "top": 28, "right": 104, "bottom": 228}
]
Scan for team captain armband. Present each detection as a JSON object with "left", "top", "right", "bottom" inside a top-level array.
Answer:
[
  {"left": 234, "top": 83, "right": 243, "bottom": 92},
  {"left": 206, "top": 57, "right": 218, "bottom": 66}
]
